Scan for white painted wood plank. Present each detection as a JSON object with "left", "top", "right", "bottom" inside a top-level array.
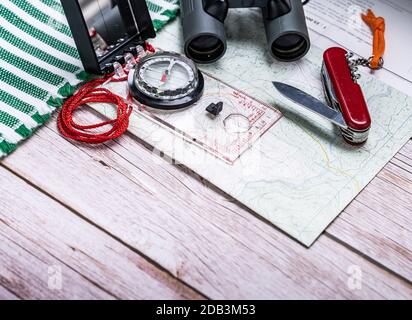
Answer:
[
  {"left": 0, "top": 286, "right": 19, "bottom": 300},
  {"left": 87, "top": 111, "right": 412, "bottom": 284},
  {"left": 0, "top": 166, "right": 203, "bottom": 300},
  {"left": 398, "top": 140, "right": 412, "bottom": 161},
  {"left": 0, "top": 225, "right": 112, "bottom": 300},
  {"left": 380, "top": 164, "right": 412, "bottom": 195},
  {"left": 328, "top": 199, "right": 411, "bottom": 281},
  {"left": 326, "top": 141, "right": 412, "bottom": 282},
  {"left": 3, "top": 120, "right": 411, "bottom": 299}
]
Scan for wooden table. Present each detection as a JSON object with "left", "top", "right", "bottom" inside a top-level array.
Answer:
[{"left": 0, "top": 110, "right": 411, "bottom": 299}]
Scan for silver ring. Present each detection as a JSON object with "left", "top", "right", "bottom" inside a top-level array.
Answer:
[{"left": 368, "top": 56, "right": 384, "bottom": 70}]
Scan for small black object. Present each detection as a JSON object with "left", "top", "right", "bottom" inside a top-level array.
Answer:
[
  {"left": 102, "top": 63, "right": 115, "bottom": 74},
  {"left": 115, "top": 55, "right": 126, "bottom": 65},
  {"left": 126, "top": 46, "right": 138, "bottom": 55},
  {"left": 61, "top": 0, "right": 155, "bottom": 74},
  {"left": 206, "top": 102, "right": 224, "bottom": 116}
]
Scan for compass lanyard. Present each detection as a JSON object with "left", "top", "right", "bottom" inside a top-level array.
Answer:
[
  {"left": 57, "top": 43, "right": 155, "bottom": 144},
  {"left": 57, "top": 76, "right": 133, "bottom": 144}
]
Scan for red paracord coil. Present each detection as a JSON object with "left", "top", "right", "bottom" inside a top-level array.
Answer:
[
  {"left": 58, "top": 43, "right": 156, "bottom": 144},
  {"left": 57, "top": 76, "right": 132, "bottom": 144}
]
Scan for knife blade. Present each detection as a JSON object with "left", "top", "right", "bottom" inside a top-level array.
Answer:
[{"left": 273, "top": 81, "right": 347, "bottom": 129}]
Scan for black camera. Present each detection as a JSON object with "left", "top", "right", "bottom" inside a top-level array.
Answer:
[{"left": 181, "top": 0, "right": 310, "bottom": 63}]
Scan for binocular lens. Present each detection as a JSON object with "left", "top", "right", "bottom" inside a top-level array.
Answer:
[
  {"left": 271, "top": 33, "right": 308, "bottom": 61},
  {"left": 187, "top": 35, "right": 225, "bottom": 63}
]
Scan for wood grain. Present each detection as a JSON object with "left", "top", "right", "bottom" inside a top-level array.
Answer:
[
  {"left": 0, "top": 166, "right": 203, "bottom": 300},
  {"left": 0, "top": 220, "right": 112, "bottom": 299},
  {"left": 80, "top": 112, "right": 412, "bottom": 285},
  {"left": 0, "top": 285, "right": 19, "bottom": 300},
  {"left": 327, "top": 140, "right": 412, "bottom": 282},
  {"left": 398, "top": 140, "right": 412, "bottom": 161},
  {"left": 2, "top": 117, "right": 411, "bottom": 299}
]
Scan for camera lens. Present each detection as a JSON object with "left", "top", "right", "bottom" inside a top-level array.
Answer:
[
  {"left": 271, "top": 33, "right": 308, "bottom": 61},
  {"left": 187, "top": 35, "right": 225, "bottom": 63}
]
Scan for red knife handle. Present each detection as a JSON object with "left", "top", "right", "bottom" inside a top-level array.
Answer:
[{"left": 323, "top": 47, "right": 371, "bottom": 132}]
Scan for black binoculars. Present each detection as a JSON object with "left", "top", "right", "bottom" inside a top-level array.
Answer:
[{"left": 181, "top": 0, "right": 310, "bottom": 63}]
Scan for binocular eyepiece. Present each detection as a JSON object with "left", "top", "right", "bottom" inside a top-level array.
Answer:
[{"left": 181, "top": 0, "right": 310, "bottom": 63}]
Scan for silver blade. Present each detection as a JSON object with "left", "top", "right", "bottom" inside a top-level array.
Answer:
[{"left": 273, "top": 81, "right": 347, "bottom": 128}]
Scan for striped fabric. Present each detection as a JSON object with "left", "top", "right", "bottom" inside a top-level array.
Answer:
[
  {"left": 147, "top": 0, "right": 180, "bottom": 31},
  {"left": 0, "top": 0, "right": 179, "bottom": 158}
]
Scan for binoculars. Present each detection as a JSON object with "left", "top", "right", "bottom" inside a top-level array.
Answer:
[{"left": 181, "top": 0, "right": 310, "bottom": 63}]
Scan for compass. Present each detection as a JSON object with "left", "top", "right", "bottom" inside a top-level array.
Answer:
[{"left": 128, "top": 51, "right": 204, "bottom": 110}]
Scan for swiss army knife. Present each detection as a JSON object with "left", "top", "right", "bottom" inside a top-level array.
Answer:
[{"left": 273, "top": 47, "right": 371, "bottom": 145}]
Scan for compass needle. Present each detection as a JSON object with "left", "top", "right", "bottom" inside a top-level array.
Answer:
[
  {"left": 163, "top": 59, "right": 178, "bottom": 83},
  {"left": 129, "top": 52, "right": 204, "bottom": 110}
]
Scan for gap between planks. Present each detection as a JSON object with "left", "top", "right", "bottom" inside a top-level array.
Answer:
[
  {"left": 2, "top": 163, "right": 208, "bottom": 300},
  {"left": 0, "top": 285, "right": 20, "bottom": 300},
  {"left": 87, "top": 110, "right": 412, "bottom": 284},
  {"left": 0, "top": 165, "right": 205, "bottom": 300},
  {"left": 1, "top": 114, "right": 410, "bottom": 299}
]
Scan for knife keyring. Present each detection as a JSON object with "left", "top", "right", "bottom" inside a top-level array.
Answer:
[{"left": 274, "top": 47, "right": 371, "bottom": 145}]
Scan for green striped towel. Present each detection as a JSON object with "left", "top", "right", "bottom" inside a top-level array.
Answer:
[{"left": 0, "top": 0, "right": 179, "bottom": 158}]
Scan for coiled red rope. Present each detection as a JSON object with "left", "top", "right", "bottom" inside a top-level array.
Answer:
[
  {"left": 57, "top": 76, "right": 132, "bottom": 144},
  {"left": 58, "top": 42, "right": 155, "bottom": 144}
]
